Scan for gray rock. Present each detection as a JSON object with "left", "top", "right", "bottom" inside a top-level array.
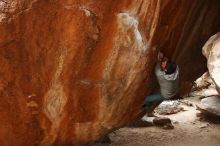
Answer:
[
  {"left": 155, "top": 101, "right": 183, "bottom": 115},
  {"left": 199, "top": 96, "right": 220, "bottom": 117}
]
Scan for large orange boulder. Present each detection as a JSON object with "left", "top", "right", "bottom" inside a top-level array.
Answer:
[{"left": 0, "top": 0, "right": 220, "bottom": 145}]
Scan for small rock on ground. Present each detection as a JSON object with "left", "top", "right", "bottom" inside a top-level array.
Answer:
[
  {"left": 156, "top": 101, "right": 184, "bottom": 115},
  {"left": 199, "top": 96, "right": 220, "bottom": 117},
  {"left": 153, "top": 117, "right": 172, "bottom": 126}
]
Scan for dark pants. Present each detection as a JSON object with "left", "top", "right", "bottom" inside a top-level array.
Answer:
[{"left": 143, "top": 93, "right": 166, "bottom": 113}]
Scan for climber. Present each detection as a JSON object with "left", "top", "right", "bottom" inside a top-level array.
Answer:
[{"left": 143, "top": 51, "right": 180, "bottom": 115}]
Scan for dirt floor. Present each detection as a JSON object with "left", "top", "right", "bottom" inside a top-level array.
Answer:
[{"left": 94, "top": 97, "right": 220, "bottom": 146}]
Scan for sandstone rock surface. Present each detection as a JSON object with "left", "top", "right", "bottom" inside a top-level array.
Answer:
[
  {"left": 0, "top": 0, "right": 220, "bottom": 145},
  {"left": 193, "top": 72, "right": 219, "bottom": 97},
  {"left": 203, "top": 32, "right": 220, "bottom": 95}
]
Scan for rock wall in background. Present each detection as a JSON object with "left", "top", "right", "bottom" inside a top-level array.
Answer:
[{"left": 0, "top": 0, "right": 220, "bottom": 145}]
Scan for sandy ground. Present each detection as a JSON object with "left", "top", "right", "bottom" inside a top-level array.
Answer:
[{"left": 94, "top": 97, "right": 220, "bottom": 146}]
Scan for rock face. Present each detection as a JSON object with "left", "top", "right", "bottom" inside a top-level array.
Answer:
[
  {"left": 0, "top": 0, "right": 220, "bottom": 145},
  {"left": 202, "top": 32, "right": 220, "bottom": 95},
  {"left": 195, "top": 32, "right": 220, "bottom": 118}
]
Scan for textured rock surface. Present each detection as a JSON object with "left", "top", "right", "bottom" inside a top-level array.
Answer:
[
  {"left": 192, "top": 72, "right": 219, "bottom": 97},
  {"left": 199, "top": 96, "right": 220, "bottom": 117},
  {"left": 0, "top": 0, "right": 220, "bottom": 145},
  {"left": 155, "top": 101, "right": 183, "bottom": 115},
  {"left": 202, "top": 32, "right": 220, "bottom": 95}
]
